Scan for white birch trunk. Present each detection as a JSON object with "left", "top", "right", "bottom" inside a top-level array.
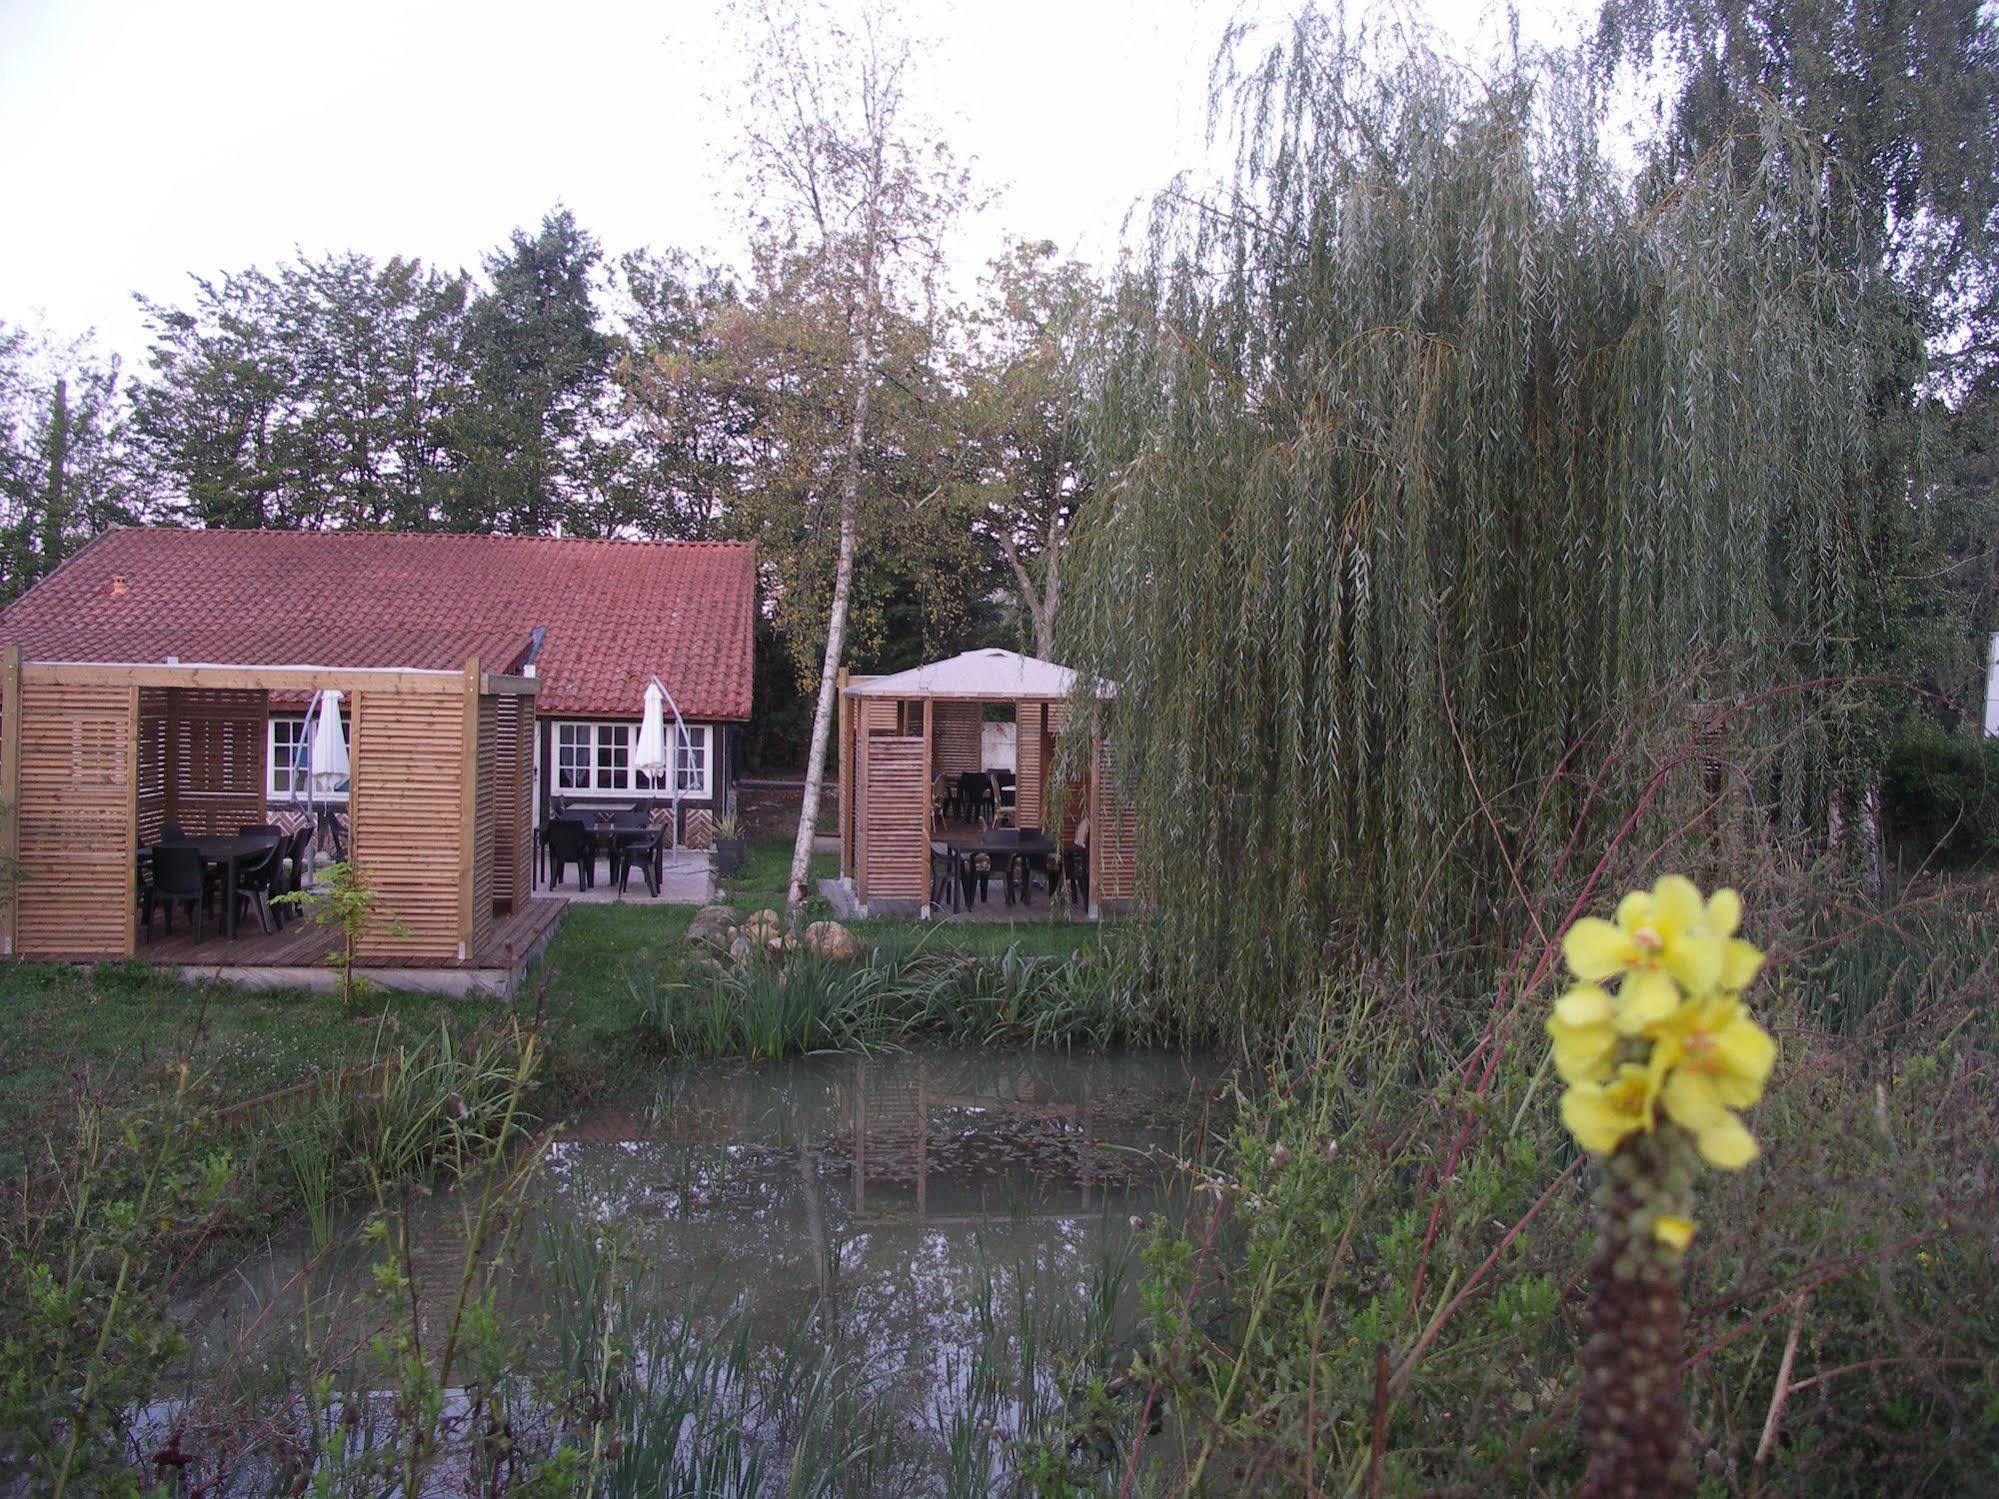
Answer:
[{"left": 788, "top": 300, "right": 877, "bottom": 910}]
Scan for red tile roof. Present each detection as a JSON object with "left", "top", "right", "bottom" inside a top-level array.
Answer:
[{"left": 0, "top": 528, "right": 755, "bottom": 720}]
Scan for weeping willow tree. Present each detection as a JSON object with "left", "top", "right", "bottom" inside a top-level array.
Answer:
[{"left": 1065, "top": 15, "right": 1894, "bottom": 1027}]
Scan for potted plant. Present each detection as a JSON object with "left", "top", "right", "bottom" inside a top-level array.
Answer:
[{"left": 712, "top": 811, "right": 747, "bottom": 876}]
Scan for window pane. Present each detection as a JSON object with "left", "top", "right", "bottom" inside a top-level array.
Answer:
[
  {"left": 557, "top": 724, "right": 589, "bottom": 789},
  {"left": 597, "top": 724, "right": 629, "bottom": 790},
  {"left": 675, "top": 729, "right": 707, "bottom": 794}
]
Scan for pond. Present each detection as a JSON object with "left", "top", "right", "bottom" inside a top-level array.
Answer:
[{"left": 170, "top": 1046, "right": 1225, "bottom": 1490}]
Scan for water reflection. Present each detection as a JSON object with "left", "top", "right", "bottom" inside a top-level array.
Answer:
[
  {"left": 542, "top": 1048, "right": 1216, "bottom": 1334},
  {"left": 172, "top": 1047, "right": 1221, "bottom": 1487}
]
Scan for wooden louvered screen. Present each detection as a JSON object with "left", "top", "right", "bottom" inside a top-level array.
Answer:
[
  {"left": 859, "top": 735, "right": 929, "bottom": 904},
  {"left": 1015, "top": 703, "right": 1044, "bottom": 829},
  {"left": 137, "top": 689, "right": 169, "bottom": 844},
  {"left": 490, "top": 693, "right": 533, "bottom": 915},
  {"left": 14, "top": 680, "right": 136, "bottom": 958},
  {"left": 931, "top": 702, "right": 982, "bottom": 780},
  {"left": 1090, "top": 736, "right": 1138, "bottom": 904},
  {"left": 860, "top": 699, "right": 900, "bottom": 735},
  {"left": 470, "top": 694, "right": 497, "bottom": 952},
  {"left": 350, "top": 690, "right": 468, "bottom": 962},
  {"left": 167, "top": 690, "right": 268, "bottom": 835}
]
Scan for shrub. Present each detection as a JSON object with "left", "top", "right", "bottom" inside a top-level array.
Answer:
[{"left": 1880, "top": 729, "right": 1999, "bottom": 867}]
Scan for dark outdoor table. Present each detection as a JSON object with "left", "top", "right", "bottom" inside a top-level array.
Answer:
[
  {"left": 941, "top": 830, "right": 1056, "bottom": 909},
  {"left": 139, "top": 833, "right": 281, "bottom": 941}
]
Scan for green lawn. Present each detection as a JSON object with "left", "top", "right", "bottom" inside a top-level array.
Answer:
[
  {"left": 717, "top": 834, "right": 1101, "bottom": 959},
  {"left": 0, "top": 839, "right": 1101, "bottom": 1170}
]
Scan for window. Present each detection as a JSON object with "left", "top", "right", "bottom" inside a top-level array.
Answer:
[
  {"left": 267, "top": 715, "right": 348, "bottom": 800},
  {"left": 552, "top": 721, "right": 710, "bottom": 798}
]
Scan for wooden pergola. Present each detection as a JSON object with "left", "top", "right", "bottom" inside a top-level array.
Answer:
[
  {"left": 0, "top": 649, "right": 537, "bottom": 964},
  {"left": 834, "top": 649, "right": 1135, "bottom": 915}
]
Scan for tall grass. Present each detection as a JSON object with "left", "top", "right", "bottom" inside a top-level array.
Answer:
[
  {"left": 1124, "top": 871, "right": 1999, "bottom": 1495},
  {"left": 633, "top": 933, "right": 1170, "bottom": 1062}
]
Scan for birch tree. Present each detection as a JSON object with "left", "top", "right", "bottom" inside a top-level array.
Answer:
[{"left": 726, "top": 0, "right": 967, "bottom": 909}]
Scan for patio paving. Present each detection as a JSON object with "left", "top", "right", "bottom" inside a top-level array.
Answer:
[{"left": 540, "top": 850, "right": 715, "bottom": 907}]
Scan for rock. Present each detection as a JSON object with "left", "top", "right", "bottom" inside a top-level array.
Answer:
[
  {"left": 803, "top": 920, "right": 859, "bottom": 962},
  {"left": 728, "top": 935, "right": 754, "bottom": 964},
  {"left": 687, "top": 905, "right": 736, "bottom": 947},
  {"left": 739, "top": 908, "right": 784, "bottom": 945}
]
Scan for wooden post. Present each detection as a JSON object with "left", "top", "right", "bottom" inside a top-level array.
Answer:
[
  {"left": 459, "top": 658, "right": 480, "bottom": 963},
  {"left": 123, "top": 684, "right": 139, "bottom": 957},
  {"left": 835, "top": 666, "right": 850, "bottom": 880},
  {"left": 856, "top": 703, "right": 870, "bottom": 907},
  {"left": 1, "top": 645, "right": 17, "bottom": 957},
  {"left": 1087, "top": 718, "right": 1101, "bottom": 919}
]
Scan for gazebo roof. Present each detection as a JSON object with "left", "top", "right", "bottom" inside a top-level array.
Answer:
[{"left": 844, "top": 648, "right": 1108, "bottom": 702}]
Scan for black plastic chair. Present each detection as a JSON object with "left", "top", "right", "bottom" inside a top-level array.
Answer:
[
  {"left": 930, "top": 842, "right": 962, "bottom": 912},
  {"left": 956, "top": 772, "right": 995, "bottom": 826},
  {"left": 269, "top": 827, "right": 314, "bottom": 923},
  {"left": 159, "top": 823, "right": 188, "bottom": 843},
  {"left": 545, "top": 818, "right": 595, "bottom": 890},
  {"left": 238, "top": 823, "right": 283, "bottom": 838},
  {"left": 232, "top": 842, "right": 283, "bottom": 935},
  {"left": 149, "top": 844, "right": 207, "bottom": 941}
]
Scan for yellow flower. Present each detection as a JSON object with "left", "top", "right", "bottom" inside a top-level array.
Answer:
[
  {"left": 1652, "top": 1214, "right": 1697, "bottom": 1251},
  {"left": 1546, "top": 984, "right": 1619, "bottom": 1083},
  {"left": 1563, "top": 875, "right": 1729, "bottom": 1021},
  {"left": 1560, "top": 1062, "right": 1661, "bottom": 1155},
  {"left": 1640, "top": 994, "right": 1774, "bottom": 1170},
  {"left": 1701, "top": 886, "right": 1768, "bottom": 993}
]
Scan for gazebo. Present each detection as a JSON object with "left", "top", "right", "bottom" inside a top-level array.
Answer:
[
  {"left": 834, "top": 649, "right": 1135, "bottom": 916},
  {"left": 0, "top": 647, "right": 543, "bottom": 970}
]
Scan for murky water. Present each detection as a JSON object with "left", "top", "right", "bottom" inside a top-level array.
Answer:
[{"left": 173, "top": 1047, "right": 1223, "bottom": 1487}]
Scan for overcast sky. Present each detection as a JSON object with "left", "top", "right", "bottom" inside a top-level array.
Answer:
[{"left": 0, "top": 0, "right": 1586, "bottom": 368}]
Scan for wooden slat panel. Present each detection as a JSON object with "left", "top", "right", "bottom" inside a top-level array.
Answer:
[
  {"left": 350, "top": 691, "right": 466, "bottom": 962},
  {"left": 860, "top": 700, "right": 900, "bottom": 735},
  {"left": 471, "top": 694, "right": 497, "bottom": 951},
  {"left": 15, "top": 680, "right": 135, "bottom": 958},
  {"left": 861, "top": 735, "right": 929, "bottom": 902},
  {"left": 1015, "top": 702, "right": 1044, "bottom": 829},
  {"left": 166, "top": 689, "right": 267, "bottom": 835},
  {"left": 136, "top": 688, "right": 169, "bottom": 844},
  {"left": 1092, "top": 737, "right": 1138, "bottom": 904},
  {"left": 931, "top": 701, "right": 982, "bottom": 781},
  {"left": 490, "top": 693, "right": 535, "bottom": 915}
]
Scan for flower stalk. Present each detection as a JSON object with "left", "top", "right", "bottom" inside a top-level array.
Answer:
[{"left": 1549, "top": 875, "right": 1777, "bottom": 1495}]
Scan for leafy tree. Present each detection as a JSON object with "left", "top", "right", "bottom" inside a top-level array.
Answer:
[
  {"left": 1069, "top": 16, "right": 1893, "bottom": 1018},
  {"left": 1596, "top": 0, "right": 1999, "bottom": 744},
  {"left": 448, "top": 207, "right": 621, "bottom": 535},
  {"left": 1596, "top": 0, "right": 1999, "bottom": 368},
  {"left": 0, "top": 324, "right": 136, "bottom": 602},
  {"left": 613, "top": 249, "right": 759, "bottom": 540},
  {"left": 130, "top": 254, "right": 471, "bottom": 529},
  {"left": 131, "top": 268, "right": 296, "bottom": 527},
  {"left": 955, "top": 241, "right": 1100, "bottom": 657}
]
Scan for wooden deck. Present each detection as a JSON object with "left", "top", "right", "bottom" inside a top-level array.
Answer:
[{"left": 135, "top": 897, "right": 567, "bottom": 995}]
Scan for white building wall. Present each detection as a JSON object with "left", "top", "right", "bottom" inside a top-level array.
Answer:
[{"left": 981, "top": 720, "right": 1017, "bottom": 770}]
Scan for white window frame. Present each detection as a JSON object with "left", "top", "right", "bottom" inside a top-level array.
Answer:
[
  {"left": 551, "top": 720, "right": 710, "bottom": 799},
  {"left": 267, "top": 714, "right": 349, "bottom": 801}
]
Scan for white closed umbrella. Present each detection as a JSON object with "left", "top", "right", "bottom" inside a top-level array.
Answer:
[
  {"left": 634, "top": 681, "right": 670, "bottom": 787},
  {"left": 310, "top": 689, "right": 350, "bottom": 792}
]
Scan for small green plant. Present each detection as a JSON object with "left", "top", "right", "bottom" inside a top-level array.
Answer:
[
  {"left": 713, "top": 810, "right": 743, "bottom": 842},
  {"left": 275, "top": 859, "right": 406, "bottom": 1009}
]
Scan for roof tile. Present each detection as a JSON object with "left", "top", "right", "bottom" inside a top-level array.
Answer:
[{"left": 0, "top": 528, "right": 755, "bottom": 720}]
